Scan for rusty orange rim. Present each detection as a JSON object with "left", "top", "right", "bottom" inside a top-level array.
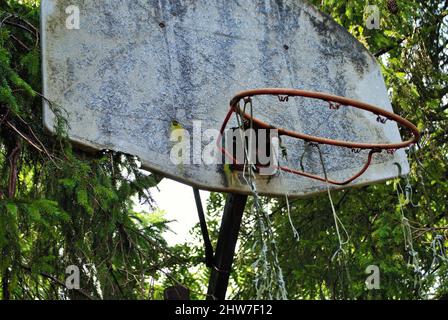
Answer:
[{"left": 218, "top": 88, "right": 420, "bottom": 186}]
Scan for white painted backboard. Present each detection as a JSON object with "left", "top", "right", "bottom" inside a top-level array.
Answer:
[{"left": 41, "top": 0, "right": 410, "bottom": 197}]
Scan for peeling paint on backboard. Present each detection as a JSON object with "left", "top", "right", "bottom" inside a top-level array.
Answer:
[{"left": 41, "top": 0, "right": 410, "bottom": 197}]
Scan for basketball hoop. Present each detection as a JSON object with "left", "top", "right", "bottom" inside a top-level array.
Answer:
[{"left": 219, "top": 88, "right": 420, "bottom": 186}]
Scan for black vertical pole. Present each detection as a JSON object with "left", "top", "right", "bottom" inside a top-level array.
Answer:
[
  {"left": 193, "top": 187, "right": 214, "bottom": 267},
  {"left": 207, "top": 193, "right": 248, "bottom": 300}
]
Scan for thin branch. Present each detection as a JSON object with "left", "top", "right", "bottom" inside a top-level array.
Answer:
[
  {"left": 14, "top": 113, "right": 61, "bottom": 167},
  {"left": 3, "top": 20, "right": 34, "bottom": 35},
  {"left": 10, "top": 34, "right": 30, "bottom": 51},
  {"left": 19, "top": 265, "right": 96, "bottom": 300},
  {"left": 8, "top": 142, "right": 20, "bottom": 198},
  {"left": 6, "top": 121, "right": 43, "bottom": 152},
  {"left": 374, "top": 38, "right": 406, "bottom": 57}
]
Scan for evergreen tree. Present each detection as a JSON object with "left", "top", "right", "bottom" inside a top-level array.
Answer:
[{"left": 0, "top": 0, "right": 178, "bottom": 300}]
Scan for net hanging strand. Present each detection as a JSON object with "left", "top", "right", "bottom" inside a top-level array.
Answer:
[
  {"left": 273, "top": 142, "right": 300, "bottom": 241},
  {"left": 247, "top": 100, "right": 288, "bottom": 300},
  {"left": 235, "top": 99, "right": 255, "bottom": 189},
  {"left": 238, "top": 97, "right": 299, "bottom": 242},
  {"left": 395, "top": 158, "right": 429, "bottom": 295},
  {"left": 404, "top": 175, "right": 420, "bottom": 208},
  {"left": 400, "top": 148, "right": 448, "bottom": 296},
  {"left": 430, "top": 235, "right": 448, "bottom": 269},
  {"left": 284, "top": 189, "right": 300, "bottom": 242},
  {"left": 234, "top": 98, "right": 288, "bottom": 300},
  {"left": 314, "top": 143, "right": 352, "bottom": 296},
  {"left": 236, "top": 100, "right": 272, "bottom": 297},
  {"left": 403, "top": 147, "right": 446, "bottom": 267},
  {"left": 314, "top": 143, "right": 350, "bottom": 260},
  {"left": 397, "top": 181, "right": 417, "bottom": 258},
  {"left": 395, "top": 178, "right": 421, "bottom": 290}
]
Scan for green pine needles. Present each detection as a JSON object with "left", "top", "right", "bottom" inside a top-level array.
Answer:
[{"left": 0, "top": 1, "right": 176, "bottom": 300}]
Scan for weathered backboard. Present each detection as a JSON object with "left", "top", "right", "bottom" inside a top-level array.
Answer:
[{"left": 41, "top": 0, "right": 410, "bottom": 197}]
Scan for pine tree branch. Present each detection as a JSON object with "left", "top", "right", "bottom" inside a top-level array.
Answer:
[
  {"left": 7, "top": 141, "right": 20, "bottom": 198},
  {"left": 19, "top": 265, "right": 96, "bottom": 300},
  {"left": 374, "top": 38, "right": 406, "bottom": 57},
  {"left": 6, "top": 121, "right": 43, "bottom": 153}
]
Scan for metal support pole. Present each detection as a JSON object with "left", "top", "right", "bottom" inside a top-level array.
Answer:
[
  {"left": 207, "top": 193, "right": 248, "bottom": 300},
  {"left": 193, "top": 187, "right": 214, "bottom": 268}
]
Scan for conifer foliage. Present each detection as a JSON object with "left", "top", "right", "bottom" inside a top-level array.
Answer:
[{"left": 0, "top": 1, "right": 176, "bottom": 300}]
